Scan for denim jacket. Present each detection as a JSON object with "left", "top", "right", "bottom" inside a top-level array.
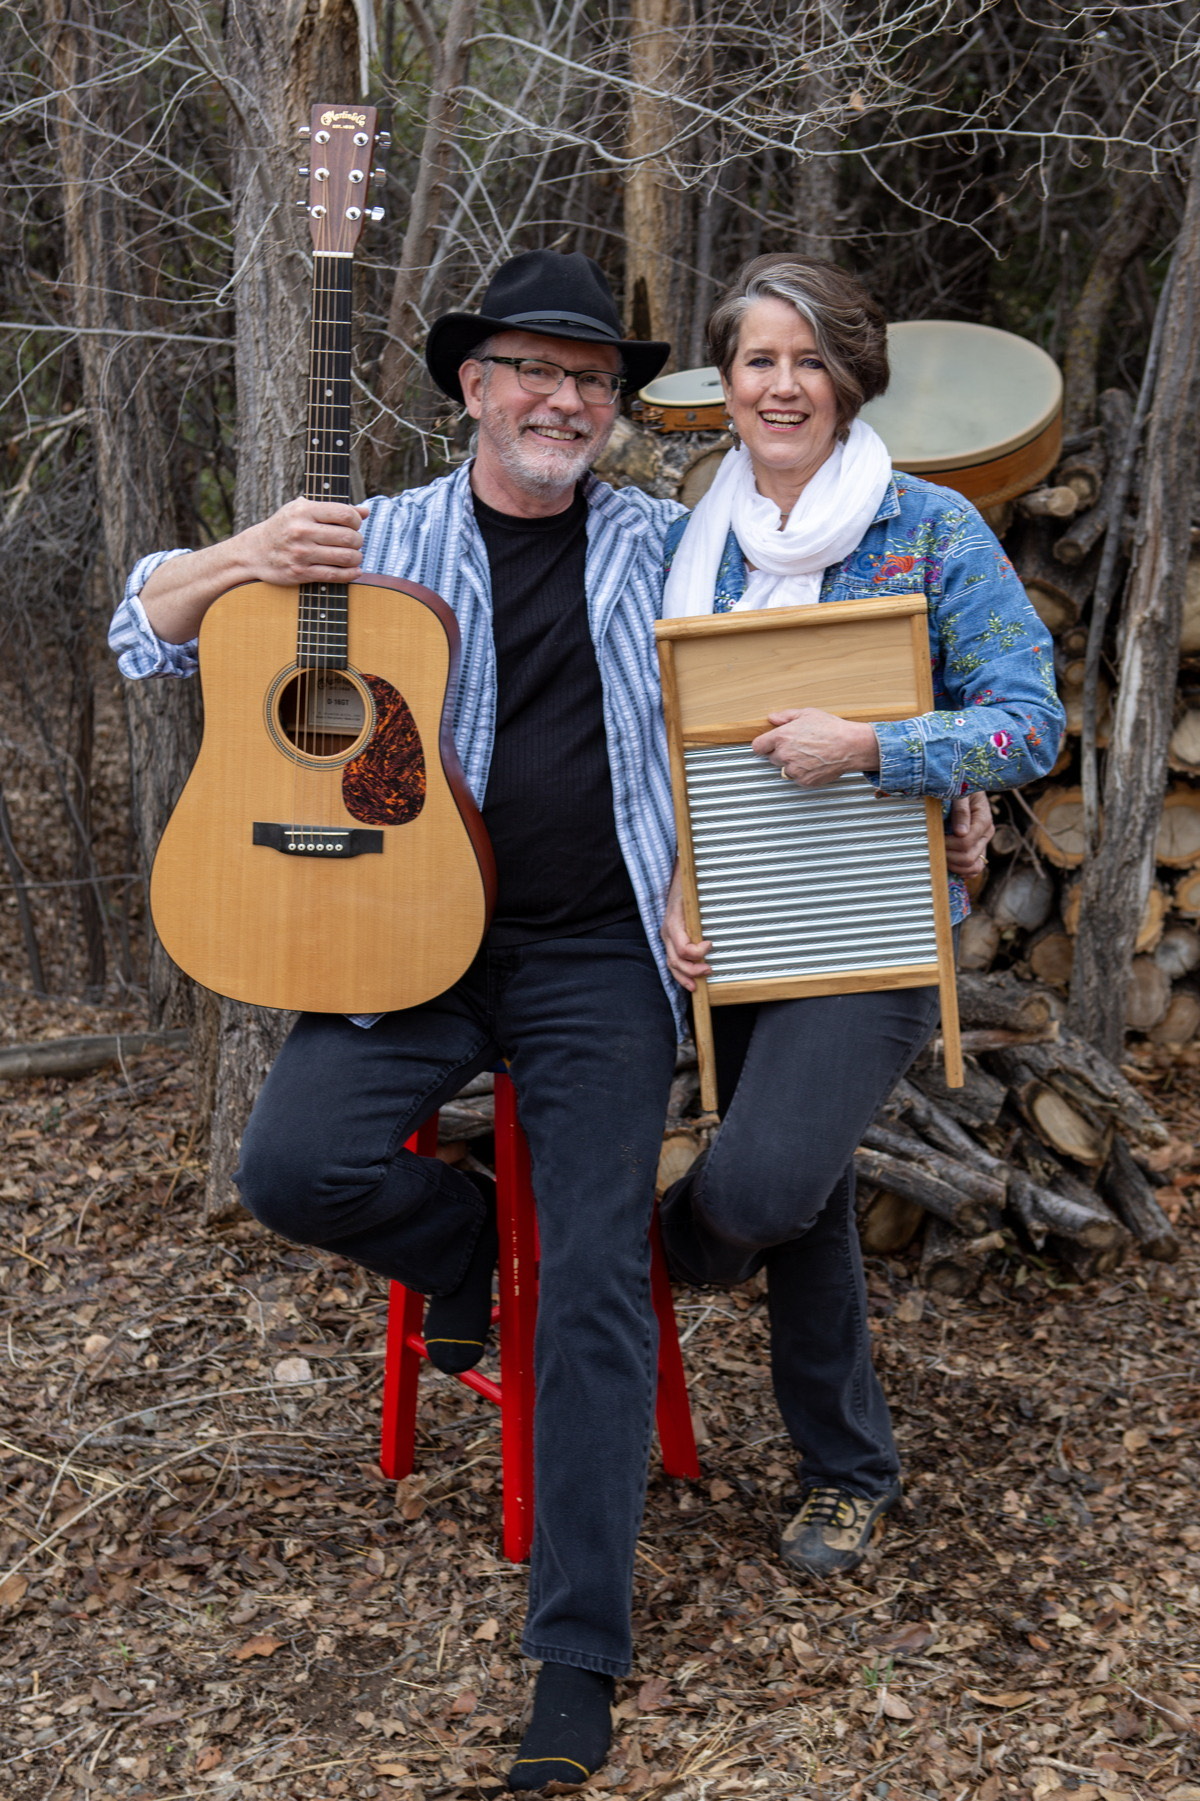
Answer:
[{"left": 664, "top": 471, "right": 1065, "bottom": 922}]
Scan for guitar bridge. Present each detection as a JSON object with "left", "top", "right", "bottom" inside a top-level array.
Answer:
[{"left": 253, "top": 823, "right": 384, "bottom": 858}]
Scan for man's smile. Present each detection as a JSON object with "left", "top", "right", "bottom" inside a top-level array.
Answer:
[{"left": 523, "top": 421, "right": 591, "bottom": 443}]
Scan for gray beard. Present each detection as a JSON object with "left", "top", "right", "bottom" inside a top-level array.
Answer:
[{"left": 481, "top": 397, "right": 607, "bottom": 495}]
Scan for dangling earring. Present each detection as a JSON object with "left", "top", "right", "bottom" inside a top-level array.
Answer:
[{"left": 725, "top": 416, "right": 740, "bottom": 448}]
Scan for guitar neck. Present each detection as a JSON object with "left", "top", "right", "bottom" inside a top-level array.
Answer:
[
  {"left": 305, "top": 254, "right": 354, "bottom": 508},
  {"left": 299, "top": 254, "right": 354, "bottom": 668},
  {"left": 296, "top": 105, "right": 379, "bottom": 670}
]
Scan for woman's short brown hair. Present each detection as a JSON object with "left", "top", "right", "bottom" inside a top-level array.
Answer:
[{"left": 707, "top": 255, "right": 890, "bottom": 431}]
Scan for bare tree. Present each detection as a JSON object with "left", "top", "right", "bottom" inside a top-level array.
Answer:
[
  {"left": 4, "top": 0, "right": 1198, "bottom": 1086},
  {"left": 1069, "top": 125, "right": 1200, "bottom": 1057},
  {"left": 368, "top": 0, "right": 478, "bottom": 490},
  {"left": 625, "top": 0, "right": 687, "bottom": 351},
  {"left": 44, "top": 0, "right": 206, "bottom": 1023},
  {"left": 195, "top": 0, "right": 365, "bottom": 1216}
]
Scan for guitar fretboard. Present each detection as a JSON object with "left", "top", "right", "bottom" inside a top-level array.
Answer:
[{"left": 299, "top": 254, "right": 354, "bottom": 667}]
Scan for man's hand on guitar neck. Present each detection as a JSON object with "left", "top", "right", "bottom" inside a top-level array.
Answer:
[{"left": 140, "top": 499, "right": 369, "bottom": 645}]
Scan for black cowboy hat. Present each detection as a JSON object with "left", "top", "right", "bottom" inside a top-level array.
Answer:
[{"left": 425, "top": 249, "right": 670, "bottom": 404}]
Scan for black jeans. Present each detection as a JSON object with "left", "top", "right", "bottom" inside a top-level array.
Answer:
[
  {"left": 237, "top": 924, "right": 677, "bottom": 1677},
  {"left": 660, "top": 983, "right": 941, "bottom": 1500}
]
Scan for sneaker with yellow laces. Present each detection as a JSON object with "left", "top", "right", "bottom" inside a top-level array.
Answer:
[{"left": 779, "top": 1483, "right": 900, "bottom": 1577}]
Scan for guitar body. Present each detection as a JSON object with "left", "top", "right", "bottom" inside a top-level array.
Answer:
[{"left": 150, "top": 574, "right": 495, "bottom": 1014}]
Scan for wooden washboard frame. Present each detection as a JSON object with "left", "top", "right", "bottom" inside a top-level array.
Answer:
[{"left": 655, "top": 594, "right": 963, "bottom": 1113}]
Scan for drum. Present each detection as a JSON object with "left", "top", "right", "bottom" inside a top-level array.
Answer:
[
  {"left": 634, "top": 366, "right": 727, "bottom": 432},
  {"left": 861, "top": 320, "right": 1063, "bottom": 509}
]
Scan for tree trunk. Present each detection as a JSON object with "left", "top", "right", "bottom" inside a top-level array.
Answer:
[
  {"left": 625, "top": 0, "right": 686, "bottom": 353},
  {"left": 69, "top": 666, "right": 106, "bottom": 996},
  {"left": 369, "top": 0, "right": 478, "bottom": 493},
  {"left": 1061, "top": 176, "right": 1159, "bottom": 435},
  {"left": 223, "top": 0, "right": 363, "bottom": 526},
  {"left": 201, "top": 0, "right": 363, "bottom": 1220},
  {"left": 1069, "top": 135, "right": 1200, "bottom": 1057},
  {"left": 0, "top": 786, "right": 46, "bottom": 994},
  {"left": 791, "top": 52, "right": 840, "bottom": 265},
  {"left": 45, "top": 0, "right": 207, "bottom": 1028}
]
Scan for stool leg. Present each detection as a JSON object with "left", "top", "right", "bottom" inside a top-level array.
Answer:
[
  {"left": 380, "top": 1283, "right": 425, "bottom": 1479},
  {"left": 650, "top": 1208, "right": 701, "bottom": 1479},
  {"left": 378, "top": 1116, "right": 442, "bottom": 1481},
  {"left": 494, "top": 1072, "right": 537, "bottom": 1561}
]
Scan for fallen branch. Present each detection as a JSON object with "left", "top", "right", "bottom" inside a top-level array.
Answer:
[
  {"left": 984, "top": 1033, "right": 1168, "bottom": 1149},
  {"left": 919, "top": 1220, "right": 1007, "bottom": 1297},
  {"left": 1099, "top": 1137, "right": 1181, "bottom": 1261},
  {"left": 956, "top": 971, "right": 1061, "bottom": 1033},
  {"left": 0, "top": 1030, "right": 188, "bottom": 1080},
  {"left": 860, "top": 1121, "right": 1007, "bottom": 1212},
  {"left": 853, "top": 1145, "right": 993, "bottom": 1234}
]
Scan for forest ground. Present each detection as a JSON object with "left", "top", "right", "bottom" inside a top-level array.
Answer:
[{"left": 2, "top": 982, "right": 1199, "bottom": 1801}]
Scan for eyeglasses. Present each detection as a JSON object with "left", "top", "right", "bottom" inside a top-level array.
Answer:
[{"left": 480, "top": 355, "right": 624, "bottom": 405}]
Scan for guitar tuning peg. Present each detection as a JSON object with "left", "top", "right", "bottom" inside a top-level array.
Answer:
[
  {"left": 376, "top": 131, "right": 392, "bottom": 147},
  {"left": 371, "top": 169, "right": 387, "bottom": 184},
  {"left": 297, "top": 124, "right": 311, "bottom": 136},
  {"left": 298, "top": 165, "right": 311, "bottom": 177},
  {"left": 368, "top": 207, "right": 386, "bottom": 223}
]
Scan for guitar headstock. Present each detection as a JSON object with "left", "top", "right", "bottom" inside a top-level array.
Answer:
[{"left": 299, "top": 103, "right": 384, "bottom": 255}]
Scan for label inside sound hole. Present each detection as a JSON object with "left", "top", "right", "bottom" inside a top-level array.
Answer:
[{"left": 306, "top": 672, "right": 365, "bottom": 735}]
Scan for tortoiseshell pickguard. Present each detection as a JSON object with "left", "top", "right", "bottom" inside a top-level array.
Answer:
[{"left": 342, "top": 673, "right": 426, "bottom": 826}]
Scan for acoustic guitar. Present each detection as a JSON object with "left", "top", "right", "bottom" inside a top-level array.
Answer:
[{"left": 150, "top": 104, "right": 495, "bottom": 1014}]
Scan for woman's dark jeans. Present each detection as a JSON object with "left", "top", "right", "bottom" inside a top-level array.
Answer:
[
  {"left": 237, "top": 924, "right": 677, "bottom": 1677},
  {"left": 660, "top": 983, "right": 942, "bottom": 1500}
]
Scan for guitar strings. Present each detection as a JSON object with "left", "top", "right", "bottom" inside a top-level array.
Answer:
[
  {"left": 301, "top": 243, "right": 354, "bottom": 848},
  {"left": 290, "top": 167, "right": 365, "bottom": 858}
]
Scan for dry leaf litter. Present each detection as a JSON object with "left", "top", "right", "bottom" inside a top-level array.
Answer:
[{"left": 1, "top": 989, "right": 1199, "bottom": 1801}]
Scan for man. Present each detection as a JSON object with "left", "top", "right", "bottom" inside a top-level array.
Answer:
[{"left": 112, "top": 249, "right": 992, "bottom": 1790}]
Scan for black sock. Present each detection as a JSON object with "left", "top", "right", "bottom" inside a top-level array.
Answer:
[
  {"left": 507, "top": 1663, "right": 614, "bottom": 1791},
  {"left": 422, "top": 1173, "right": 497, "bottom": 1375}
]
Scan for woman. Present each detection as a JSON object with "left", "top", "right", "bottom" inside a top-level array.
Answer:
[{"left": 659, "top": 255, "right": 1064, "bottom": 1578}]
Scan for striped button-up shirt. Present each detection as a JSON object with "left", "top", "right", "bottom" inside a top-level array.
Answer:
[{"left": 110, "top": 464, "right": 692, "bottom": 1033}]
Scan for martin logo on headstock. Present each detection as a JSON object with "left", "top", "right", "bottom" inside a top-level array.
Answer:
[{"left": 298, "top": 101, "right": 385, "bottom": 258}]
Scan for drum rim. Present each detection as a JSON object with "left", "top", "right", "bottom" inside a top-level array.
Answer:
[
  {"left": 637, "top": 365, "right": 725, "bottom": 407},
  {"left": 865, "top": 320, "right": 1063, "bottom": 470}
]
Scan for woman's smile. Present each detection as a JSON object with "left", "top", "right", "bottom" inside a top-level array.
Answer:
[{"left": 721, "top": 295, "right": 842, "bottom": 512}]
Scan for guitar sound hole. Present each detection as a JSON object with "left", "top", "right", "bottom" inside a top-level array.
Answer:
[{"left": 275, "top": 669, "right": 369, "bottom": 761}]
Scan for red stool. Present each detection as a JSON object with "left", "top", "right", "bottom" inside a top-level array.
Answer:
[{"left": 379, "top": 1070, "right": 700, "bottom": 1560}]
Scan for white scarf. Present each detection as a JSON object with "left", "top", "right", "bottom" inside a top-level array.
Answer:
[{"left": 661, "top": 419, "right": 893, "bottom": 617}]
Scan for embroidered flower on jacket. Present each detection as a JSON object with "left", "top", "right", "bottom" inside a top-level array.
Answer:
[{"left": 874, "top": 553, "right": 917, "bottom": 582}]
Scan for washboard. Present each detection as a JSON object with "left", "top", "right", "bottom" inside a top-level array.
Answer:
[{"left": 655, "top": 595, "right": 963, "bottom": 1113}]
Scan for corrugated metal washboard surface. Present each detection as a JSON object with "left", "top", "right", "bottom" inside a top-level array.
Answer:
[{"left": 685, "top": 747, "right": 938, "bottom": 984}]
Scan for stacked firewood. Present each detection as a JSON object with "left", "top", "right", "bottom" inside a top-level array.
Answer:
[
  {"left": 961, "top": 391, "right": 1200, "bottom": 1046},
  {"left": 857, "top": 970, "right": 1179, "bottom": 1293},
  {"left": 432, "top": 968, "right": 1178, "bottom": 1294}
]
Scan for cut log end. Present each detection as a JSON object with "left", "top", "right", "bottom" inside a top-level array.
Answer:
[
  {"left": 1026, "top": 1083, "right": 1110, "bottom": 1166},
  {"left": 1032, "top": 786, "right": 1088, "bottom": 867},
  {"left": 1126, "top": 957, "right": 1171, "bottom": 1034},
  {"left": 1155, "top": 787, "right": 1200, "bottom": 867}
]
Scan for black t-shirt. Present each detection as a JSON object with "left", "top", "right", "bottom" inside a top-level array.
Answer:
[{"left": 473, "top": 486, "right": 640, "bottom": 945}]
